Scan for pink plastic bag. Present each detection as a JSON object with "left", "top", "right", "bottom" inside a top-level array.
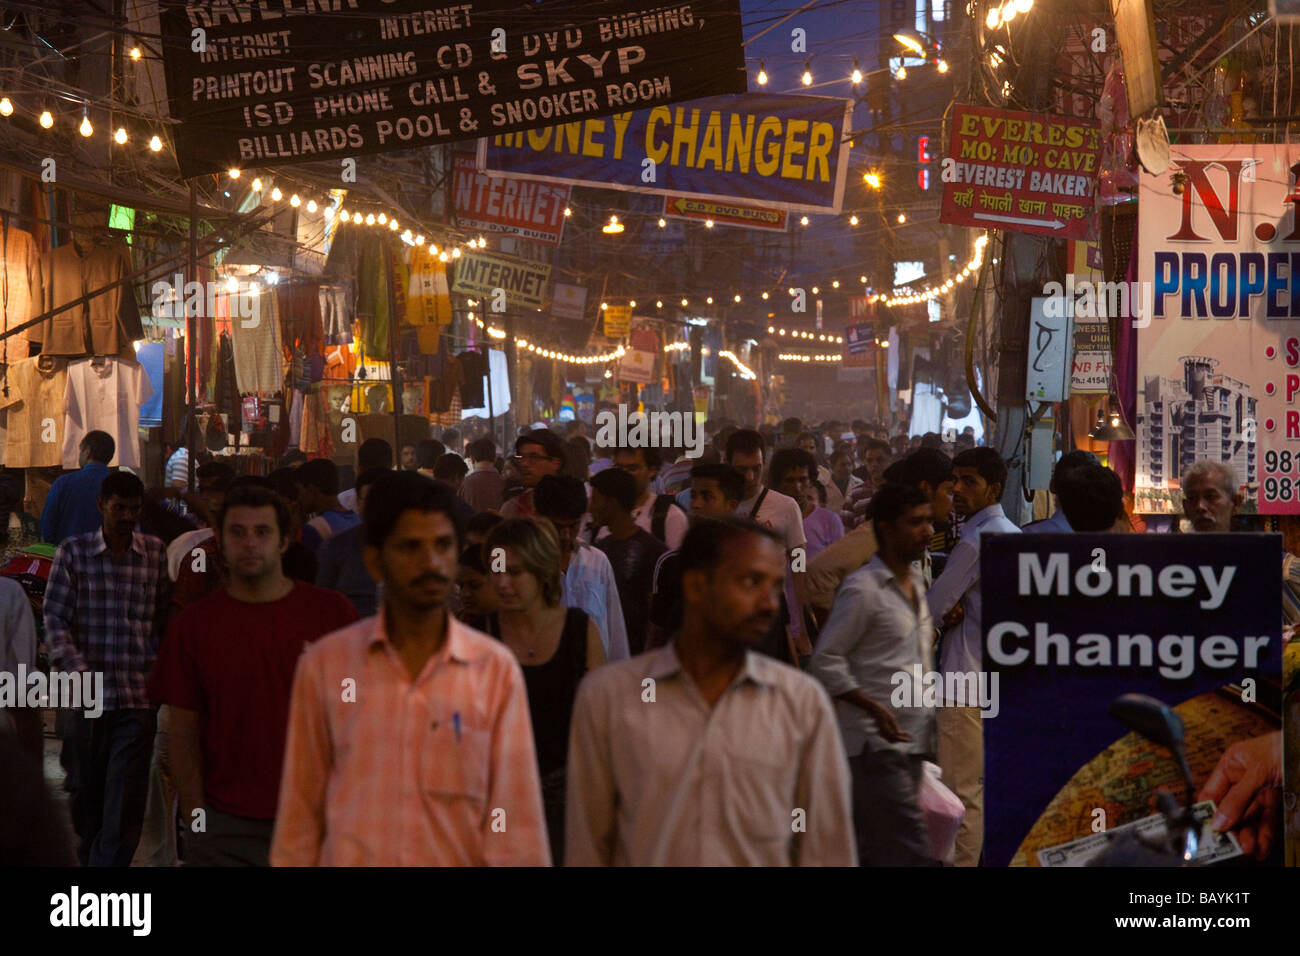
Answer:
[{"left": 920, "top": 761, "right": 964, "bottom": 864}]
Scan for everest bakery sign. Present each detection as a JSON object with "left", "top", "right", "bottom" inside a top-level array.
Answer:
[
  {"left": 940, "top": 105, "right": 1101, "bottom": 241},
  {"left": 159, "top": 0, "right": 747, "bottom": 178}
]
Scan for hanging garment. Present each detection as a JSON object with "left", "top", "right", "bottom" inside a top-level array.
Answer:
[
  {"left": 35, "top": 239, "right": 142, "bottom": 357},
  {"left": 299, "top": 387, "right": 332, "bottom": 460},
  {"left": 357, "top": 237, "right": 389, "bottom": 360},
  {"left": 429, "top": 354, "right": 463, "bottom": 412},
  {"left": 405, "top": 245, "right": 452, "bottom": 328},
  {"left": 288, "top": 388, "right": 304, "bottom": 449},
  {"left": 3, "top": 356, "right": 68, "bottom": 467},
  {"left": 62, "top": 357, "right": 153, "bottom": 469},
  {"left": 319, "top": 285, "right": 354, "bottom": 345},
  {"left": 276, "top": 281, "right": 325, "bottom": 356},
  {"left": 416, "top": 323, "right": 442, "bottom": 355},
  {"left": 230, "top": 289, "right": 282, "bottom": 394},
  {"left": 457, "top": 350, "right": 488, "bottom": 408},
  {"left": 0, "top": 222, "right": 42, "bottom": 363},
  {"left": 214, "top": 331, "right": 241, "bottom": 433}
]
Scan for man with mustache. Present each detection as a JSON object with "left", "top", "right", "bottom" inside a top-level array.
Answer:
[
  {"left": 566, "top": 517, "right": 855, "bottom": 866},
  {"left": 272, "top": 471, "right": 549, "bottom": 865}
]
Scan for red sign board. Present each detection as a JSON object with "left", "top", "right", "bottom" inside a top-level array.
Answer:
[
  {"left": 661, "top": 195, "right": 788, "bottom": 232},
  {"left": 453, "top": 156, "right": 569, "bottom": 245},
  {"left": 940, "top": 105, "right": 1101, "bottom": 241}
]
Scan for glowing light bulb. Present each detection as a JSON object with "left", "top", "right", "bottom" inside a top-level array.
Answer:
[
  {"left": 149, "top": 134, "right": 162, "bottom": 151},
  {"left": 415, "top": 234, "right": 424, "bottom": 245},
  {"left": 251, "top": 178, "right": 262, "bottom": 192},
  {"left": 681, "top": 298, "right": 688, "bottom": 306},
  {"left": 756, "top": 61, "right": 768, "bottom": 85},
  {"left": 0, "top": 98, "right": 12, "bottom": 117},
  {"left": 629, "top": 300, "right": 636, "bottom": 308},
  {"left": 323, "top": 206, "right": 334, "bottom": 219},
  {"left": 1015, "top": 0, "right": 1033, "bottom": 12},
  {"left": 79, "top": 113, "right": 93, "bottom": 137},
  {"left": 658, "top": 218, "right": 666, "bottom": 228},
  {"left": 656, "top": 300, "right": 663, "bottom": 308},
  {"left": 39, "top": 110, "right": 53, "bottom": 128},
  {"left": 986, "top": 5, "right": 1001, "bottom": 28},
  {"left": 130, "top": 46, "right": 142, "bottom": 61},
  {"left": 225, "top": 275, "right": 238, "bottom": 293},
  {"left": 439, "top": 251, "right": 448, "bottom": 262},
  {"left": 377, "top": 212, "right": 387, "bottom": 224},
  {"left": 897, "top": 212, "right": 906, "bottom": 223},
  {"left": 761, "top": 292, "right": 769, "bottom": 300},
  {"left": 364, "top": 212, "right": 374, "bottom": 225},
  {"left": 801, "top": 60, "right": 812, "bottom": 86},
  {"left": 113, "top": 127, "right": 127, "bottom": 144},
  {"left": 340, "top": 210, "right": 351, "bottom": 222},
  {"left": 563, "top": 206, "right": 571, "bottom": 217},
  {"left": 851, "top": 59, "right": 863, "bottom": 84},
  {"left": 896, "top": 66, "right": 907, "bottom": 80},
  {"left": 290, "top": 194, "right": 301, "bottom": 207},
  {"left": 270, "top": 187, "right": 283, "bottom": 201},
  {"left": 1001, "top": 1, "right": 1017, "bottom": 22},
  {"left": 734, "top": 295, "right": 741, "bottom": 302},
  {"left": 832, "top": 280, "right": 840, "bottom": 288},
  {"left": 800, "top": 216, "right": 809, "bottom": 226},
  {"left": 705, "top": 219, "right": 713, "bottom": 228},
  {"left": 306, "top": 199, "right": 317, "bottom": 213},
  {"left": 389, "top": 219, "right": 399, "bottom": 230},
  {"left": 452, "top": 247, "right": 461, "bottom": 258}
]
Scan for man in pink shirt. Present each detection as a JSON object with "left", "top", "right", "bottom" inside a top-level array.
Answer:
[{"left": 271, "top": 472, "right": 550, "bottom": 866}]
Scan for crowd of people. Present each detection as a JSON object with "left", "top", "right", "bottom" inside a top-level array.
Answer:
[{"left": 0, "top": 413, "right": 1282, "bottom": 866}]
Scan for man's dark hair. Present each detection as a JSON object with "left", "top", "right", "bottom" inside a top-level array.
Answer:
[
  {"left": 952, "top": 446, "right": 1007, "bottom": 493},
  {"left": 590, "top": 468, "right": 638, "bottom": 513},
  {"left": 533, "top": 474, "right": 588, "bottom": 521},
  {"left": 81, "top": 430, "right": 115, "bottom": 464},
  {"left": 862, "top": 438, "right": 892, "bottom": 455},
  {"left": 280, "top": 449, "right": 308, "bottom": 467},
  {"left": 355, "top": 466, "right": 389, "bottom": 495},
  {"left": 724, "top": 428, "right": 765, "bottom": 461},
  {"left": 921, "top": 432, "right": 943, "bottom": 449},
  {"left": 265, "top": 468, "right": 300, "bottom": 505},
  {"left": 516, "top": 428, "right": 565, "bottom": 463},
  {"left": 870, "top": 482, "right": 931, "bottom": 538},
  {"left": 466, "top": 511, "right": 504, "bottom": 539},
  {"left": 780, "top": 417, "right": 802, "bottom": 435},
  {"left": 689, "top": 462, "right": 744, "bottom": 503},
  {"left": 679, "top": 517, "right": 782, "bottom": 577},
  {"left": 197, "top": 460, "right": 235, "bottom": 485},
  {"left": 459, "top": 544, "right": 488, "bottom": 574},
  {"left": 615, "top": 444, "right": 662, "bottom": 471},
  {"left": 467, "top": 437, "right": 496, "bottom": 463},
  {"left": 357, "top": 438, "right": 393, "bottom": 472},
  {"left": 99, "top": 471, "right": 143, "bottom": 501},
  {"left": 895, "top": 448, "right": 954, "bottom": 490},
  {"left": 1054, "top": 449, "right": 1101, "bottom": 481},
  {"left": 363, "top": 471, "right": 463, "bottom": 549},
  {"left": 433, "top": 452, "right": 469, "bottom": 482},
  {"left": 295, "top": 458, "right": 340, "bottom": 495},
  {"left": 830, "top": 449, "right": 853, "bottom": 467},
  {"left": 440, "top": 428, "right": 461, "bottom": 449},
  {"left": 768, "top": 448, "right": 817, "bottom": 486},
  {"left": 218, "top": 482, "right": 292, "bottom": 539},
  {"left": 1056, "top": 463, "right": 1124, "bottom": 532},
  {"left": 416, "top": 439, "right": 446, "bottom": 470}
]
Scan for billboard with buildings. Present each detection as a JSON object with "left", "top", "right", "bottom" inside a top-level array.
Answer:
[{"left": 1135, "top": 146, "right": 1300, "bottom": 514}]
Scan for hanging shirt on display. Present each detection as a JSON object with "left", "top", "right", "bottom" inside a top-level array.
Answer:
[
  {"left": 62, "top": 357, "right": 153, "bottom": 469},
  {"left": 4, "top": 355, "right": 67, "bottom": 468},
  {"left": 0, "top": 222, "right": 42, "bottom": 363},
  {"left": 34, "top": 239, "right": 142, "bottom": 357},
  {"left": 230, "top": 289, "right": 282, "bottom": 395},
  {"left": 458, "top": 350, "right": 487, "bottom": 408},
  {"left": 405, "top": 245, "right": 452, "bottom": 328}
]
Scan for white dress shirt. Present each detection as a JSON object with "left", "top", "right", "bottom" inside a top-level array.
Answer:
[
  {"left": 565, "top": 642, "right": 856, "bottom": 866},
  {"left": 563, "top": 543, "right": 630, "bottom": 661},
  {"left": 926, "top": 503, "right": 1020, "bottom": 687}
]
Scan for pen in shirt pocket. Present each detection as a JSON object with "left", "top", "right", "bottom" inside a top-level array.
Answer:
[{"left": 453, "top": 711, "right": 461, "bottom": 743}]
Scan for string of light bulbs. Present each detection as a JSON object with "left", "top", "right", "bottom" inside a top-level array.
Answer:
[
  {"left": 778, "top": 353, "right": 843, "bottom": 362},
  {"left": 766, "top": 327, "right": 846, "bottom": 345},
  {"left": 466, "top": 310, "right": 626, "bottom": 365},
  {"left": 719, "top": 349, "right": 756, "bottom": 380},
  {"left": 880, "top": 234, "right": 989, "bottom": 307}
]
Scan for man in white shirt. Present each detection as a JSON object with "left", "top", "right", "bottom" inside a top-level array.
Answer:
[
  {"left": 565, "top": 517, "right": 855, "bottom": 866},
  {"left": 724, "top": 429, "right": 809, "bottom": 657},
  {"left": 598, "top": 446, "right": 687, "bottom": 549},
  {"left": 926, "top": 447, "right": 1020, "bottom": 866},
  {"left": 808, "top": 483, "right": 938, "bottom": 865}
]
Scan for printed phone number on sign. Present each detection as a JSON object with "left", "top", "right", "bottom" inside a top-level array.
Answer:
[{"left": 1262, "top": 448, "right": 1300, "bottom": 503}]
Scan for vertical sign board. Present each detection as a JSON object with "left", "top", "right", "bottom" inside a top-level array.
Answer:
[
  {"left": 1135, "top": 146, "right": 1300, "bottom": 515},
  {"left": 981, "top": 534, "right": 1281, "bottom": 866},
  {"left": 843, "top": 322, "right": 876, "bottom": 368},
  {"left": 160, "top": 0, "right": 748, "bottom": 178}
]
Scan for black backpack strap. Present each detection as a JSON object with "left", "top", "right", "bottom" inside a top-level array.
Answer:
[
  {"left": 651, "top": 494, "right": 677, "bottom": 543},
  {"left": 568, "top": 608, "right": 590, "bottom": 674}
]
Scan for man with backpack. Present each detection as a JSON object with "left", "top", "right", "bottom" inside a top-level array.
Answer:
[{"left": 598, "top": 446, "right": 688, "bottom": 549}]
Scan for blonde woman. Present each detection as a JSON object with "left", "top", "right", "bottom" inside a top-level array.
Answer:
[{"left": 482, "top": 517, "right": 604, "bottom": 864}]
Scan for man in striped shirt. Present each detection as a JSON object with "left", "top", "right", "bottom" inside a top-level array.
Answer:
[
  {"left": 272, "top": 472, "right": 549, "bottom": 865},
  {"left": 44, "top": 470, "right": 170, "bottom": 866}
]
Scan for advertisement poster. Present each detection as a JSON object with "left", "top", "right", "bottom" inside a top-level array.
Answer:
[
  {"left": 453, "top": 155, "right": 569, "bottom": 244},
  {"left": 981, "top": 534, "right": 1282, "bottom": 867},
  {"left": 660, "top": 195, "right": 788, "bottom": 231},
  {"left": 1135, "top": 145, "right": 1300, "bottom": 515},
  {"left": 551, "top": 282, "right": 589, "bottom": 321},
  {"left": 843, "top": 322, "right": 876, "bottom": 368},
  {"left": 1067, "top": 240, "right": 1111, "bottom": 394},
  {"left": 450, "top": 249, "right": 550, "bottom": 310},
  {"left": 479, "top": 93, "right": 853, "bottom": 213},
  {"left": 940, "top": 104, "right": 1101, "bottom": 241},
  {"left": 160, "top": 0, "right": 747, "bottom": 178},
  {"left": 602, "top": 304, "right": 632, "bottom": 339}
]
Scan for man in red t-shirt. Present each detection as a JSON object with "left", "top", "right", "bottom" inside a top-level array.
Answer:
[{"left": 148, "top": 483, "right": 358, "bottom": 866}]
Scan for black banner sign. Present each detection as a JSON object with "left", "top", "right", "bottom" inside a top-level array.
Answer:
[{"left": 159, "top": 0, "right": 747, "bottom": 179}]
